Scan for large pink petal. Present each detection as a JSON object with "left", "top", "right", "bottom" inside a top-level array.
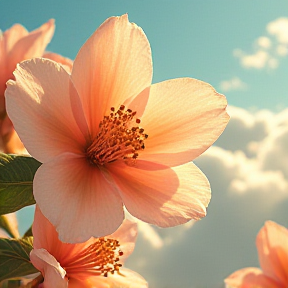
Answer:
[
  {"left": 71, "top": 14, "right": 152, "bottom": 137},
  {"left": 225, "top": 267, "right": 283, "bottom": 288},
  {"left": 108, "top": 160, "right": 210, "bottom": 227},
  {"left": 5, "top": 58, "right": 88, "bottom": 162},
  {"left": 7, "top": 19, "right": 55, "bottom": 76},
  {"left": 139, "top": 78, "right": 229, "bottom": 167},
  {"left": 256, "top": 221, "right": 288, "bottom": 286},
  {"left": 30, "top": 249, "right": 68, "bottom": 288},
  {"left": 33, "top": 153, "right": 124, "bottom": 243},
  {"left": 108, "top": 219, "right": 137, "bottom": 263}
]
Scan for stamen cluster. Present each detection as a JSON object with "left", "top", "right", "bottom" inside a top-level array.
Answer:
[
  {"left": 67, "top": 238, "right": 124, "bottom": 277},
  {"left": 86, "top": 105, "right": 148, "bottom": 165}
]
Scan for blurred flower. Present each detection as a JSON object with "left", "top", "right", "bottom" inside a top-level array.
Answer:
[
  {"left": 0, "top": 212, "right": 19, "bottom": 238},
  {"left": 30, "top": 206, "right": 147, "bottom": 288},
  {"left": 0, "top": 19, "right": 72, "bottom": 153},
  {"left": 5, "top": 14, "right": 229, "bottom": 243},
  {"left": 225, "top": 221, "right": 288, "bottom": 288}
]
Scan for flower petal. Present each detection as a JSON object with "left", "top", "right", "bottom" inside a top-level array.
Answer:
[
  {"left": 33, "top": 153, "right": 124, "bottom": 243},
  {"left": 32, "top": 205, "right": 93, "bottom": 266},
  {"left": 7, "top": 19, "right": 55, "bottom": 75},
  {"left": 69, "top": 268, "right": 147, "bottom": 288},
  {"left": 104, "top": 268, "right": 148, "bottom": 288},
  {"left": 68, "top": 277, "right": 110, "bottom": 288},
  {"left": 256, "top": 221, "right": 288, "bottom": 286},
  {"left": 140, "top": 78, "right": 229, "bottom": 167},
  {"left": 0, "top": 24, "right": 28, "bottom": 96},
  {"left": 224, "top": 267, "right": 282, "bottom": 288},
  {"left": 108, "top": 160, "right": 210, "bottom": 227},
  {"left": 108, "top": 219, "right": 138, "bottom": 263},
  {"left": 5, "top": 58, "right": 88, "bottom": 162},
  {"left": 30, "top": 248, "right": 68, "bottom": 288},
  {"left": 71, "top": 14, "right": 152, "bottom": 137},
  {"left": 2, "top": 24, "right": 28, "bottom": 52},
  {"left": 43, "top": 52, "right": 73, "bottom": 73}
]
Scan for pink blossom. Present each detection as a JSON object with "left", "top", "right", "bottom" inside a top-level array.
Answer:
[
  {"left": 30, "top": 206, "right": 147, "bottom": 288},
  {"left": 225, "top": 221, "right": 288, "bottom": 288},
  {"left": 0, "top": 20, "right": 72, "bottom": 153},
  {"left": 5, "top": 15, "right": 229, "bottom": 242}
]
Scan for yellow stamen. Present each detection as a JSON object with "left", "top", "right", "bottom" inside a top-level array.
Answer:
[
  {"left": 66, "top": 238, "right": 124, "bottom": 277},
  {"left": 86, "top": 105, "right": 148, "bottom": 166}
]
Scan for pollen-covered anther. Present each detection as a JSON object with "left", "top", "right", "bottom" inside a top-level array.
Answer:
[
  {"left": 86, "top": 105, "right": 148, "bottom": 165},
  {"left": 67, "top": 237, "right": 124, "bottom": 277}
]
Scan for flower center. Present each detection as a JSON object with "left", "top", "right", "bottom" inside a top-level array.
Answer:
[
  {"left": 66, "top": 237, "right": 124, "bottom": 277},
  {"left": 86, "top": 105, "right": 148, "bottom": 166}
]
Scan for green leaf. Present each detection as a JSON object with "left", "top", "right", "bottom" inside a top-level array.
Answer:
[
  {"left": 0, "top": 153, "right": 41, "bottom": 215},
  {"left": 0, "top": 237, "right": 38, "bottom": 282}
]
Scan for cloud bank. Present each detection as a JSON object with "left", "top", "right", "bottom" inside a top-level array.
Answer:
[{"left": 126, "top": 105, "right": 288, "bottom": 288}]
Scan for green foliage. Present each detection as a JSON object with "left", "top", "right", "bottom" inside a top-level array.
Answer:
[
  {"left": 0, "top": 153, "right": 41, "bottom": 215},
  {"left": 0, "top": 237, "right": 38, "bottom": 282}
]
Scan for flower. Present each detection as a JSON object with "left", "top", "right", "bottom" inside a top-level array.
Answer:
[
  {"left": 5, "top": 14, "right": 229, "bottom": 243},
  {"left": 0, "top": 213, "right": 19, "bottom": 238},
  {"left": 0, "top": 19, "right": 72, "bottom": 153},
  {"left": 225, "top": 221, "right": 288, "bottom": 288},
  {"left": 30, "top": 206, "right": 148, "bottom": 288}
]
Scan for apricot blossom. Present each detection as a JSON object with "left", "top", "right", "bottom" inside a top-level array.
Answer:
[
  {"left": 225, "top": 221, "right": 288, "bottom": 288},
  {"left": 5, "top": 15, "right": 229, "bottom": 243},
  {"left": 0, "top": 20, "right": 72, "bottom": 153},
  {"left": 30, "top": 206, "right": 147, "bottom": 288}
]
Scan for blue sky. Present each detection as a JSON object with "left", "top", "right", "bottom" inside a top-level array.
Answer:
[
  {"left": 1, "top": 1, "right": 288, "bottom": 287},
  {"left": 1, "top": 0, "right": 288, "bottom": 110}
]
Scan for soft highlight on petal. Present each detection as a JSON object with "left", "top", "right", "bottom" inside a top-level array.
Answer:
[
  {"left": 33, "top": 153, "right": 124, "bottom": 243},
  {"left": 72, "top": 14, "right": 152, "bottom": 137},
  {"left": 109, "top": 160, "right": 210, "bottom": 227},
  {"left": 5, "top": 58, "right": 87, "bottom": 162},
  {"left": 30, "top": 249, "right": 68, "bottom": 288},
  {"left": 140, "top": 78, "right": 229, "bottom": 167}
]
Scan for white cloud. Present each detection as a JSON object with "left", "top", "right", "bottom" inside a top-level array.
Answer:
[
  {"left": 126, "top": 106, "right": 288, "bottom": 288},
  {"left": 219, "top": 77, "right": 247, "bottom": 92},
  {"left": 234, "top": 17, "right": 288, "bottom": 70},
  {"left": 267, "top": 17, "right": 288, "bottom": 44},
  {"left": 256, "top": 36, "right": 272, "bottom": 49}
]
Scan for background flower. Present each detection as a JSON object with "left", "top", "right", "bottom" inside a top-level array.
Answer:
[
  {"left": 0, "top": 19, "right": 72, "bottom": 153},
  {"left": 30, "top": 206, "right": 147, "bottom": 288},
  {"left": 225, "top": 221, "right": 288, "bottom": 288}
]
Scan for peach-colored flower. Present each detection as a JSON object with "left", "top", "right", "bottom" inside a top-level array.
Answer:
[
  {"left": 0, "top": 20, "right": 72, "bottom": 153},
  {"left": 225, "top": 221, "right": 288, "bottom": 288},
  {"left": 5, "top": 15, "right": 229, "bottom": 243},
  {"left": 0, "top": 213, "right": 19, "bottom": 238},
  {"left": 30, "top": 206, "right": 148, "bottom": 288}
]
